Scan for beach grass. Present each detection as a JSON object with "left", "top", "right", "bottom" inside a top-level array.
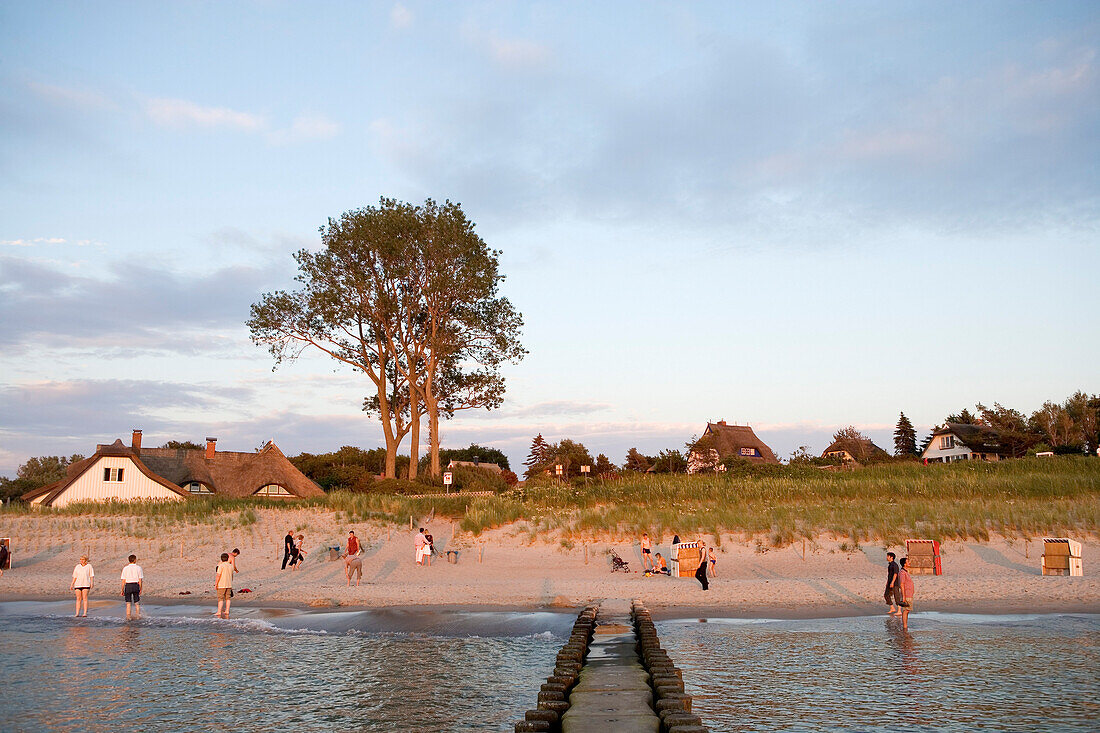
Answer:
[{"left": 3, "top": 457, "right": 1097, "bottom": 545}]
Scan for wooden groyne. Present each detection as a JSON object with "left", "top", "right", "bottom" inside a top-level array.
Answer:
[{"left": 515, "top": 599, "right": 708, "bottom": 733}]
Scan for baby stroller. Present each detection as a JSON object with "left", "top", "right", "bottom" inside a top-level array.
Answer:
[{"left": 609, "top": 549, "right": 630, "bottom": 572}]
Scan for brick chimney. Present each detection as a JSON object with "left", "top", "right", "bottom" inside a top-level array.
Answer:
[
  {"left": 131, "top": 429, "right": 142, "bottom": 454},
  {"left": 717, "top": 420, "right": 727, "bottom": 426},
  {"left": 205, "top": 437, "right": 217, "bottom": 459}
]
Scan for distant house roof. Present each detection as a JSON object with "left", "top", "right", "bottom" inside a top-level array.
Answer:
[
  {"left": 931, "top": 422, "right": 1006, "bottom": 455},
  {"left": 21, "top": 439, "right": 191, "bottom": 506},
  {"left": 447, "top": 460, "right": 503, "bottom": 475},
  {"left": 696, "top": 421, "right": 779, "bottom": 464},
  {"left": 821, "top": 437, "right": 890, "bottom": 463},
  {"left": 139, "top": 442, "right": 324, "bottom": 498},
  {"left": 22, "top": 437, "right": 324, "bottom": 505}
]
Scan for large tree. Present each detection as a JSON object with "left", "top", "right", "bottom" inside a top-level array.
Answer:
[
  {"left": 0, "top": 454, "right": 85, "bottom": 501},
  {"left": 893, "top": 412, "right": 918, "bottom": 456},
  {"left": 249, "top": 198, "right": 524, "bottom": 479},
  {"left": 976, "top": 402, "right": 1039, "bottom": 458}
]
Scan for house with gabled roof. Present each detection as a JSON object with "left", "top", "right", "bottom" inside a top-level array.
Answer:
[
  {"left": 23, "top": 430, "right": 324, "bottom": 507},
  {"left": 921, "top": 422, "right": 1007, "bottom": 463},
  {"left": 687, "top": 420, "right": 779, "bottom": 473}
]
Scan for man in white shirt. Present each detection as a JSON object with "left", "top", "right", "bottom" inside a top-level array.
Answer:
[
  {"left": 415, "top": 528, "right": 427, "bottom": 566},
  {"left": 120, "top": 554, "right": 143, "bottom": 620}
]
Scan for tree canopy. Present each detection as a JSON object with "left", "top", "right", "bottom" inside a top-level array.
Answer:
[{"left": 249, "top": 197, "right": 524, "bottom": 480}]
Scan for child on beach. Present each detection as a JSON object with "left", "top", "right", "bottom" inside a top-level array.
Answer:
[
  {"left": 653, "top": 553, "right": 670, "bottom": 575},
  {"left": 292, "top": 534, "right": 306, "bottom": 569},
  {"left": 708, "top": 546, "right": 717, "bottom": 577},
  {"left": 424, "top": 533, "right": 435, "bottom": 566},
  {"left": 898, "top": 557, "right": 915, "bottom": 630},
  {"left": 70, "top": 555, "right": 93, "bottom": 617},
  {"left": 215, "top": 552, "right": 235, "bottom": 618},
  {"left": 640, "top": 533, "right": 653, "bottom": 571},
  {"left": 415, "top": 528, "right": 428, "bottom": 566}
]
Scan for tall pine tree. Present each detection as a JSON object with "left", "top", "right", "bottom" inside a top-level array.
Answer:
[
  {"left": 894, "top": 412, "right": 918, "bottom": 456},
  {"left": 523, "top": 434, "right": 552, "bottom": 478}
]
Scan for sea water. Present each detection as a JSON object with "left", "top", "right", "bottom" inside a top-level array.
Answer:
[
  {"left": 0, "top": 601, "right": 569, "bottom": 732},
  {"left": 1, "top": 604, "right": 1096, "bottom": 732},
  {"left": 657, "top": 612, "right": 1100, "bottom": 732}
]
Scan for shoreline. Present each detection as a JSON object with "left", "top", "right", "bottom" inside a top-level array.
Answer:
[{"left": 2, "top": 592, "right": 1096, "bottom": 621}]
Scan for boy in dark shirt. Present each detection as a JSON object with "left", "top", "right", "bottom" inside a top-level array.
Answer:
[
  {"left": 282, "top": 530, "right": 295, "bottom": 570},
  {"left": 885, "top": 551, "right": 903, "bottom": 615}
]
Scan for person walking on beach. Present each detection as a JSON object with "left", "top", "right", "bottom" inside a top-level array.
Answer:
[
  {"left": 291, "top": 534, "right": 306, "bottom": 570},
  {"left": 898, "top": 557, "right": 915, "bottom": 630},
  {"left": 347, "top": 530, "right": 360, "bottom": 557},
  {"left": 120, "top": 554, "right": 143, "bottom": 620},
  {"left": 708, "top": 545, "right": 718, "bottom": 577},
  {"left": 640, "top": 533, "right": 654, "bottom": 571},
  {"left": 282, "top": 529, "right": 295, "bottom": 570},
  {"left": 71, "top": 555, "right": 94, "bottom": 617},
  {"left": 885, "top": 551, "right": 903, "bottom": 615},
  {"left": 415, "top": 528, "right": 428, "bottom": 566},
  {"left": 695, "top": 541, "right": 710, "bottom": 591},
  {"left": 0, "top": 540, "right": 9, "bottom": 577},
  {"left": 215, "top": 552, "right": 235, "bottom": 618}
]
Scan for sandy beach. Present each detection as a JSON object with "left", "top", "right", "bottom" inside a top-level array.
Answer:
[{"left": 1, "top": 509, "right": 1096, "bottom": 616}]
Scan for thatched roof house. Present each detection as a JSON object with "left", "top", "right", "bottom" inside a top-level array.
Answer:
[
  {"left": 447, "top": 459, "right": 503, "bottom": 475},
  {"left": 821, "top": 437, "right": 890, "bottom": 465},
  {"left": 23, "top": 430, "right": 323, "bottom": 507},
  {"left": 688, "top": 421, "right": 779, "bottom": 473}
]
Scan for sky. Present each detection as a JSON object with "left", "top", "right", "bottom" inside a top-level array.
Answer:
[{"left": 1, "top": 1, "right": 1098, "bottom": 476}]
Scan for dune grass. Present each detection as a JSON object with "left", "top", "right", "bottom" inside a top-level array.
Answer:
[{"left": 3, "top": 457, "right": 1096, "bottom": 545}]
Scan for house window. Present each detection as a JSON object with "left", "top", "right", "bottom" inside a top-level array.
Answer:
[
  {"left": 103, "top": 467, "right": 124, "bottom": 482},
  {"left": 255, "top": 484, "right": 291, "bottom": 496},
  {"left": 939, "top": 436, "right": 955, "bottom": 450},
  {"left": 187, "top": 482, "right": 213, "bottom": 495},
  {"left": 740, "top": 447, "right": 757, "bottom": 457}
]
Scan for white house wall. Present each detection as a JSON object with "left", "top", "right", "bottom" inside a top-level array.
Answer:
[
  {"left": 48, "top": 456, "right": 184, "bottom": 508},
  {"left": 921, "top": 434, "right": 974, "bottom": 462}
]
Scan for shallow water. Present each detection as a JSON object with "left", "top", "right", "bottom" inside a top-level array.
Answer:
[
  {"left": 0, "top": 602, "right": 568, "bottom": 732},
  {"left": 2, "top": 603, "right": 1096, "bottom": 732},
  {"left": 657, "top": 612, "right": 1100, "bottom": 732}
]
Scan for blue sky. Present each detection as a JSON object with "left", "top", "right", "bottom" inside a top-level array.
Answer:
[{"left": 1, "top": 1, "right": 1098, "bottom": 475}]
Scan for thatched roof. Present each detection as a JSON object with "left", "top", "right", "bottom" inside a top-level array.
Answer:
[
  {"left": 696, "top": 421, "right": 779, "bottom": 464},
  {"left": 21, "top": 440, "right": 191, "bottom": 505},
  {"left": 22, "top": 438, "right": 324, "bottom": 504},
  {"left": 448, "top": 460, "right": 503, "bottom": 475},
  {"left": 932, "top": 422, "right": 1005, "bottom": 455},
  {"left": 138, "top": 442, "right": 324, "bottom": 498},
  {"left": 821, "top": 437, "right": 889, "bottom": 463}
]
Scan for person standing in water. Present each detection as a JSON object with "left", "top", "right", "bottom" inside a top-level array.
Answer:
[
  {"left": 120, "top": 554, "right": 143, "bottom": 620},
  {"left": 885, "top": 552, "right": 902, "bottom": 616},
  {"left": 70, "top": 555, "right": 94, "bottom": 617},
  {"left": 898, "top": 557, "right": 915, "bottom": 630},
  {"left": 215, "top": 552, "right": 235, "bottom": 618}
]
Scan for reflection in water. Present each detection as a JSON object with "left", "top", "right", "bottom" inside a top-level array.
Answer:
[
  {"left": 0, "top": 610, "right": 562, "bottom": 732},
  {"left": 658, "top": 614, "right": 1099, "bottom": 733}
]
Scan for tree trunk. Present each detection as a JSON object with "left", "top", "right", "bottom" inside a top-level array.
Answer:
[
  {"left": 424, "top": 383, "right": 441, "bottom": 477},
  {"left": 374, "top": 366, "right": 398, "bottom": 479},
  {"left": 408, "top": 382, "right": 421, "bottom": 480}
]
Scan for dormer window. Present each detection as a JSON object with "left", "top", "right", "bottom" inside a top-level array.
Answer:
[
  {"left": 255, "top": 484, "right": 291, "bottom": 496},
  {"left": 103, "top": 467, "right": 125, "bottom": 482},
  {"left": 187, "top": 482, "right": 213, "bottom": 495}
]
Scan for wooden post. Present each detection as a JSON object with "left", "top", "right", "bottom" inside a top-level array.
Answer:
[
  {"left": 1025, "top": 540, "right": 1029, "bottom": 559},
  {"left": 584, "top": 543, "right": 588, "bottom": 565},
  {"left": 180, "top": 541, "right": 184, "bottom": 559},
  {"left": 802, "top": 539, "right": 806, "bottom": 561},
  {"left": 478, "top": 543, "right": 483, "bottom": 563},
  {"left": 410, "top": 515, "right": 413, "bottom": 530}
]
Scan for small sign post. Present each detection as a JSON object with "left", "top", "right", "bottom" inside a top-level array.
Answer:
[
  {"left": 581, "top": 465, "right": 591, "bottom": 484},
  {"left": 443, "top": 471, "right": 453, "bottom": 494}
]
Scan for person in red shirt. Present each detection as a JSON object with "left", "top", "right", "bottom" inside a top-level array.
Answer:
[{"left": 347, "top": 531, "right": 360, "bottom": 557}]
